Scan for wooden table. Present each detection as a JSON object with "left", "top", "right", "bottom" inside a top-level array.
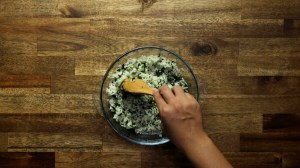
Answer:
[{"left": 0, "top": 0, "right": 300, "bottom": 167}]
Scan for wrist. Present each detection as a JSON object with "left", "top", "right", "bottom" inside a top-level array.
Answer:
[
  {"left": 182, "top": 132, "right": 214, "bottom": 168},
  {"left": 182, "top": 131, "right": 211, "bottom": 155}
]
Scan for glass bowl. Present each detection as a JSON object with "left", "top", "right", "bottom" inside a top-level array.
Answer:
[{"left": 100, "top": 46, "right": 199, "bottom": 145}]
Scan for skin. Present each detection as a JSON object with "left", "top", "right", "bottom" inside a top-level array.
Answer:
[{"left": 153, "top": 85, "right": 232, "bottom": 168}]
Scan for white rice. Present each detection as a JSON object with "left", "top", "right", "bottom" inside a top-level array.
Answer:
[{"left": 106, "top": 55, "right": 189, "bottom": 134}]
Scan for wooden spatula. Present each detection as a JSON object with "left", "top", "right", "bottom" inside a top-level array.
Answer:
[{"left": 122, "top": 78, "right": 154, "bottom": 95}]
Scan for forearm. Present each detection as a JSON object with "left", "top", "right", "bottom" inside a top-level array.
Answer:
[{"left": 183, "top": 133, "right": 232, "bottom": 168}]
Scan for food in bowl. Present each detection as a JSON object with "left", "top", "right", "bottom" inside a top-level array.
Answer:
[{"left": 106, "top": 55, "right": 189, "bottom": 134}]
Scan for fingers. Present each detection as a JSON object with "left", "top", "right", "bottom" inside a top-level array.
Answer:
[
  {"left": 159, "top": 85, "right": 175, "bottom": 104},
  {"left": 153, "top": 89, "right": 167, "bottom": 111},
  {"left": 173, "top": 85, "right": 185, "bottom": 96}
]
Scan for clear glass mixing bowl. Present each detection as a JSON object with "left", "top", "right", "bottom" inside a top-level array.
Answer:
[{"left": 100, "top": 46, "right": 199, "bottom": 145}]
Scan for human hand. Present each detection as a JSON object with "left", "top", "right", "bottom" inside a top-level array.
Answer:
[
  {"left": 154, "top": 85, "right": 232, "bottom": 168},
  {"left": 153, "top": 85, "right": 206, "bottom": 151}
]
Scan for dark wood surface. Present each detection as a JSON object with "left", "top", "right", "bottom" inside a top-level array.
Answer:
[{"left": 0, "top": 0, "right": 300, "bottom": 167}]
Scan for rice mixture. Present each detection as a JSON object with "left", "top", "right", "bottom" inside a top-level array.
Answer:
[{"left": 106, "top": 55, "right": 189, "bottom": 134}]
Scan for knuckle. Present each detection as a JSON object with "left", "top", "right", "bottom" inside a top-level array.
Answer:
[
  {"left": 173, "top": 103, "right": 183, "bottom": 110},
  {"left": 160, "top": 86, "right": 169, "bottom": 92},
  {"left": 173, "top": 85, "right": 181, "bottom": 90},
  {"left": 161, "top": 106, "right": 169, "bottom": 113}
]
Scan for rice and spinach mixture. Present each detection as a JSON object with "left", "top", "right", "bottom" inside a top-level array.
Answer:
[{"left": 106, "top": 55, "right": 189, "bottom": 134}]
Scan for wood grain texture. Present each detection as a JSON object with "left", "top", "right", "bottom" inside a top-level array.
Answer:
[
  {"left": 0, "top": 0, "right": 242, "bottom": 20},
  {"left": 0, "top": 18, "right": 90, "bottom": 39},
  {"left": 37, "top": 18, "right": 91, "bottom": 57},
  {"left": 1, "top": 0, "right": 300, "bottom": 166},
  {"left": 141, "top": 151, "right": 193, "bottom": 168},
  {"left": 0, "top": 88, "right": 50, "bottom": 95},
  {"left": 38, "top": 37, "right": 99, "bottom": 57},
  {"left": 284, "top": 19, "right": 300, "bottom": 37},
  {"left": 91, "top": 18, "right": 283, "bottom": 39},
  {"left": 0, "top": 19, "right": 40, "bottom": 40},
  {"left": 0, "top": 75, "right": 50, "bottom": 88},
  {"left": 0, "top": 0, "right": 59, "bottom": 18},
  {"left": 282, "top": 153, "right": 300, "bottom": 168},
  {"left": 208, "top": 133, "right": 240, "bottom": 152},
  {"left": 0, "top": 152, "right": 55, "bottom": 168},
  {"left": 51, "top": 75, "right": 101, "bottom": 94},
  {"left": 200, "top": 74, "right": 300, "bottom": 95},
  {"left": 54, "top": 152, "right": 300, "bottom": 168},
  {"left": 75, "top": 38, "right": 239, "bottom": 76},
  {"left": 75, "top": 54, "right": 120, "bottom": 76},
  {"left": 238, "top": 38, "right": 300, "bottom": 76},
  {"left": 240, "top": 133, "right": 300, "bottom": 152},
  {"left": 180, "top": 38, "right": 239, "bottom": 57},
  {"left": 225, "top": 152, "right": 282, "bottom": 168},
  {"left": 180, "top": 38, "right": 239, "bottom": 73},
  {"left": 0, "top": 0, "right": 110, "bottom": 19},
  {"left": 0, "top": 133, "right": 8, "bottom": 152},
  {"left": 56, "top": 0, "right": 97, "bottom": 18},
  {"left": 202, "top": 95, "right": 300, "bottom": 114},
  {"left": 55, "top": 152, "right": 141, "bottom": 168},
  {"left": 0, "top": 38, "right": 37, "bottom": 56},
  {"left": 264, "top": 114, "right": 300, "bottom": 133},
  {"left": 203, "top": 113, "right": 262, "bottom": 133},
  {"left": 242, "top": 0, "right": 300, "bottom": 19},
  {"left": 0, "top": 56, "right": 75, "bottom": 75},
  {"left": 0, "top": 113, "right": 105, "bottom": 133},
  {"left": 93, "top": 0, "right": 241, "bottom": 21},
  {"left": 8, "top": 132, "right": 102, "bottom": 152},
  {"left": 0, "top": 94, "right": 95, "bottom": 114}
]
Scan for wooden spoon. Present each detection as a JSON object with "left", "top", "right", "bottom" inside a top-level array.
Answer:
[{"left": 122, "top": 78, "right": 154, "bottom": 95}]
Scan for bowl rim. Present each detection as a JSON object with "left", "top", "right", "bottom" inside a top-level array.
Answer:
[{"left": 100, "top": 46, "right": 199, "bottom": 145}]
